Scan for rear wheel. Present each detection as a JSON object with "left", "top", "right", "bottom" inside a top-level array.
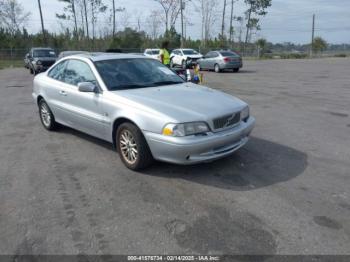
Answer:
[
  {"left": 214, "top": 64, "right": 221, "bottom": 73},
  {"left": 39, "top": 99, "right": 58, "bottom": 131},
  {"left": 116, "top": 123, "right": 153, "bottom": 170},
  {"left": 233, "top": 68, "right": 239, "bottom": 72}
]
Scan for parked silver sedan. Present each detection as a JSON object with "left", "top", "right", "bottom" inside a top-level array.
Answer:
[
  {"left": 32, "top": 53, "right": 255, "bottom": 170},
  {"left": 198, "top": 50, "right": 243, "bottom": 73}
]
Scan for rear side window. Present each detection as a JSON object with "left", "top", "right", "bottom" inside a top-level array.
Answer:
[
  {"left": 64, "top": 60, "right": 97, "bottom": 86},
  {"left": 220, "top": 51, "right": 239, "bottom": 57},
  {"left": 48, "top": 60, "right": 67, "bottom": 81}
]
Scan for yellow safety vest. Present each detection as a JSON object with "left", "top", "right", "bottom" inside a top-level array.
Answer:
[{"left": 160, "top": 48, "right": 170, "bottom": 65}]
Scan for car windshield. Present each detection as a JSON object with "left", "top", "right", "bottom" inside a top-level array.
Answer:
[
  {"left": 182, "top": 49, "right": 198, "bottom": 55},
  {"left": 33, "top": 49, "right": 56, "bottom": 57},
  {"left": 94, "top": 58, "right": 184, "bottom": 91},
  {"left": 220, "top": 51, "right": 239, "bottom": 57}
]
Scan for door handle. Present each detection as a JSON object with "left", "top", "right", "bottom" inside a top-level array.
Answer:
[{"left": 59, "top": 90, "right": 67, "bottom": 96}]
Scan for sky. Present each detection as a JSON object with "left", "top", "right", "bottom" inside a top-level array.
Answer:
[{"left": 18, "top": 0, "right": 350, "bottom": 44}]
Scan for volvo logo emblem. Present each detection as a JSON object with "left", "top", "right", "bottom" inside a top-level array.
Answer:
[{"left": 224, "top": 113, "right": 236, "bottom": 127}]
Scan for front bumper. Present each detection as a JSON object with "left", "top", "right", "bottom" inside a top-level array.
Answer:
[
  {"left": 33, "top": 65, "right": 51, "bottom": 72},
  {"left": 144, "top": 117, "right": 255, "bottom": 165}
]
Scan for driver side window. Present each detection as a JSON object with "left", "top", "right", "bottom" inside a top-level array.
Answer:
[
  {"left": 48, "top": 60, "right": 67, "bottom": 82},
  {"left": 64, "top": 60, "right": 97, "bottom": 86}
]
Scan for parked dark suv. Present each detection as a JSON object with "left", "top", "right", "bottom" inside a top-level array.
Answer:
[{"left": 27, "top": 48, "right": 57, "bottom": 74}]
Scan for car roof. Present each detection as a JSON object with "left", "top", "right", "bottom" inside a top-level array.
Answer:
[{"left": 68, "top": 52, "right": 148, "bottom": 62}]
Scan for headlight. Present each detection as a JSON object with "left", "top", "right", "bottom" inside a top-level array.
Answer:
[
  {"left": 36, "top": 60, "right": 42, "bottom": 65},
  {"left": 241, "top": 106, "right": 250, "bottom": 122},
  {"left": 162, "top": 122, "right": 210, "bottom": 137}
]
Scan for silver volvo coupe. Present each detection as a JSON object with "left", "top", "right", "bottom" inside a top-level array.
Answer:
[{"left": 32, "top": 53, "right": 255, "bottom": 170}]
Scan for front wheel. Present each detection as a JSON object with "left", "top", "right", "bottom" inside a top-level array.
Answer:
[
  {"left": 116, "top": 123, "right": 153, "bottom": 170},
  {"left": 214, "top": 64, "right": 221, "bottom": 73},
  {"left": 233, "top": 68, "right": 240, "bottom": 72},
  {"left": 39, "top": 100, "right": 58, "bottom": 131}
]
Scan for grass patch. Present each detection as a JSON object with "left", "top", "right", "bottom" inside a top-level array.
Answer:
[{"left": 0, "top": 59, "right": 23, "bottom": 70}]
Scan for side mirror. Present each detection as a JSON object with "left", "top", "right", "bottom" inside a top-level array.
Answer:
[{"left": 78, "top": 82, "right": 98, "bottom": 93}]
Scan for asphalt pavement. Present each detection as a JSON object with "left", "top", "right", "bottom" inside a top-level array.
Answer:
[{"left": 0, "top": 58, "right": 349, "bottom": 255}]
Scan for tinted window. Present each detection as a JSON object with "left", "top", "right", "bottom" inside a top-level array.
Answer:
[
  {"left": 220, "top": 51, "right": 239, "bottom": 57},
  {"left": 48, "top": 61, "right": 67, "bottom": 81},
  {"left": 33, "top": 49, "right": 56, "bottom": 57},
  {"left": 64, "top": 60, "right": 97, "bottom": 86},
  {"left": 95, "top": 58, "right": 184, "bottom": 90},
  {"left": 151, "top": 50, "right": 160, "bottom": 55},
  {"left": 206, "top": 52, "right": 217, "bottom": 58},
  {"left": 183, "top": 49, "right": 198, "bottom": 55}
]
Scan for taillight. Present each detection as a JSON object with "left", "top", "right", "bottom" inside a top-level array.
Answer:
[{"left": 223, "top": 57, "right": 230, "bottom": 63}]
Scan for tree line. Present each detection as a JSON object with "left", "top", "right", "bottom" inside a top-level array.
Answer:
[
  {"left": 0, "top": 0, "right": 341, "bottom": 57},
  {"left": 0, "top": 0, "right": 274, "bottom": 50}
]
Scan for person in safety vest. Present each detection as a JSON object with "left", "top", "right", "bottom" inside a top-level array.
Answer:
[{"left": 160, "top": 41, "right": 170, "bottom": 67}]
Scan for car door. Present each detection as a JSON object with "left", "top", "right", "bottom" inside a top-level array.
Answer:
[
  {"left": 209, "top": 52, "right": 220, "bottom": 69},
  {"left": 173, "top": 50, "right": 181, "bottom": 65},
  {"left": 201, "top": 52, "right": 212, "bottom": 69},
  {"left": 60, "top": 59, "right": 108, "bottom": 139},
  {"left": 45, "top": 60, "right": 71, "bottom": 123}
]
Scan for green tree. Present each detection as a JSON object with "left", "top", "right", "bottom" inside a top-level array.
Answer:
[
  {"left": 56, "top": 0, "right": 78, "bottom": 37},
  {"left": 0, "top": 0, "right": 30, "bottom": 36},
  {"left": 244, "top": 0, "right": 272, "bottom": 51},
  {"left": 313, "top": 37, "right": 327, "bottom": 54}
]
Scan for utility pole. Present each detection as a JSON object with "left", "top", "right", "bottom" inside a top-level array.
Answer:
[
  {"left": 229, "top": 0, "right": 234, "bottom": 47},
  {"left": 310, "top": 14, "right": 315, "bottom": 57},
  {"left": 37, "top": 0, "right": 46, "bottom": 45},
  {"left": 112, "top": 0, "right": 116, "bottom": 37},
  {"left": 83, "top": 0, "right": 89, "bottom": 40},
  {"left": 180, "top": 0, "right": 184, "bottom": 48},
  {"left": 221, "top": 0, "right": 227, "bottom": 45}
]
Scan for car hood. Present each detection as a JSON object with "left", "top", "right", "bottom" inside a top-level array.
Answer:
[
  {"left": 112, "top": 83, "right": 246, "bottom": 123},
  {"left": 186, "top": 54, "right": 203, "bottom": 59}
]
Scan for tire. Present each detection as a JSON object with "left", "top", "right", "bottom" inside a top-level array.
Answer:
[
  {"left": 116, "top": 122, "right": 153, "bottom": 171},
  {"left": 214, "top": 64, "right": 221, "bottom": 73},
  {"left": 233, "top": 68, "right": 239, "bottom": 72},
  {"left": 39, "top": 99, "right": 58, "bottom": 131},
  {"left": 30, "top": 67, "right": 34, "bottom": 75}
]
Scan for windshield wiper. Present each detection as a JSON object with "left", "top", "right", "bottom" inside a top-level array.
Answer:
[{"left": 151, "top": 81, "right": 184, "bottom": 86}]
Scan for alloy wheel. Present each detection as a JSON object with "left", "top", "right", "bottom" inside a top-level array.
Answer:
[
  {"left": 119, "top": 130, "right": 138, "bottom": 165},
  {"left": 40, "top": 103, "right": 51, "bottom": 127}
]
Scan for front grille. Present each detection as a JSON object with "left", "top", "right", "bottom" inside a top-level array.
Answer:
[
  {"left": 42, "top": 61, "right": 55, "bottom": 67},
  {"left": 213, "top": 112, "right": 241, "bottom": 130}
]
